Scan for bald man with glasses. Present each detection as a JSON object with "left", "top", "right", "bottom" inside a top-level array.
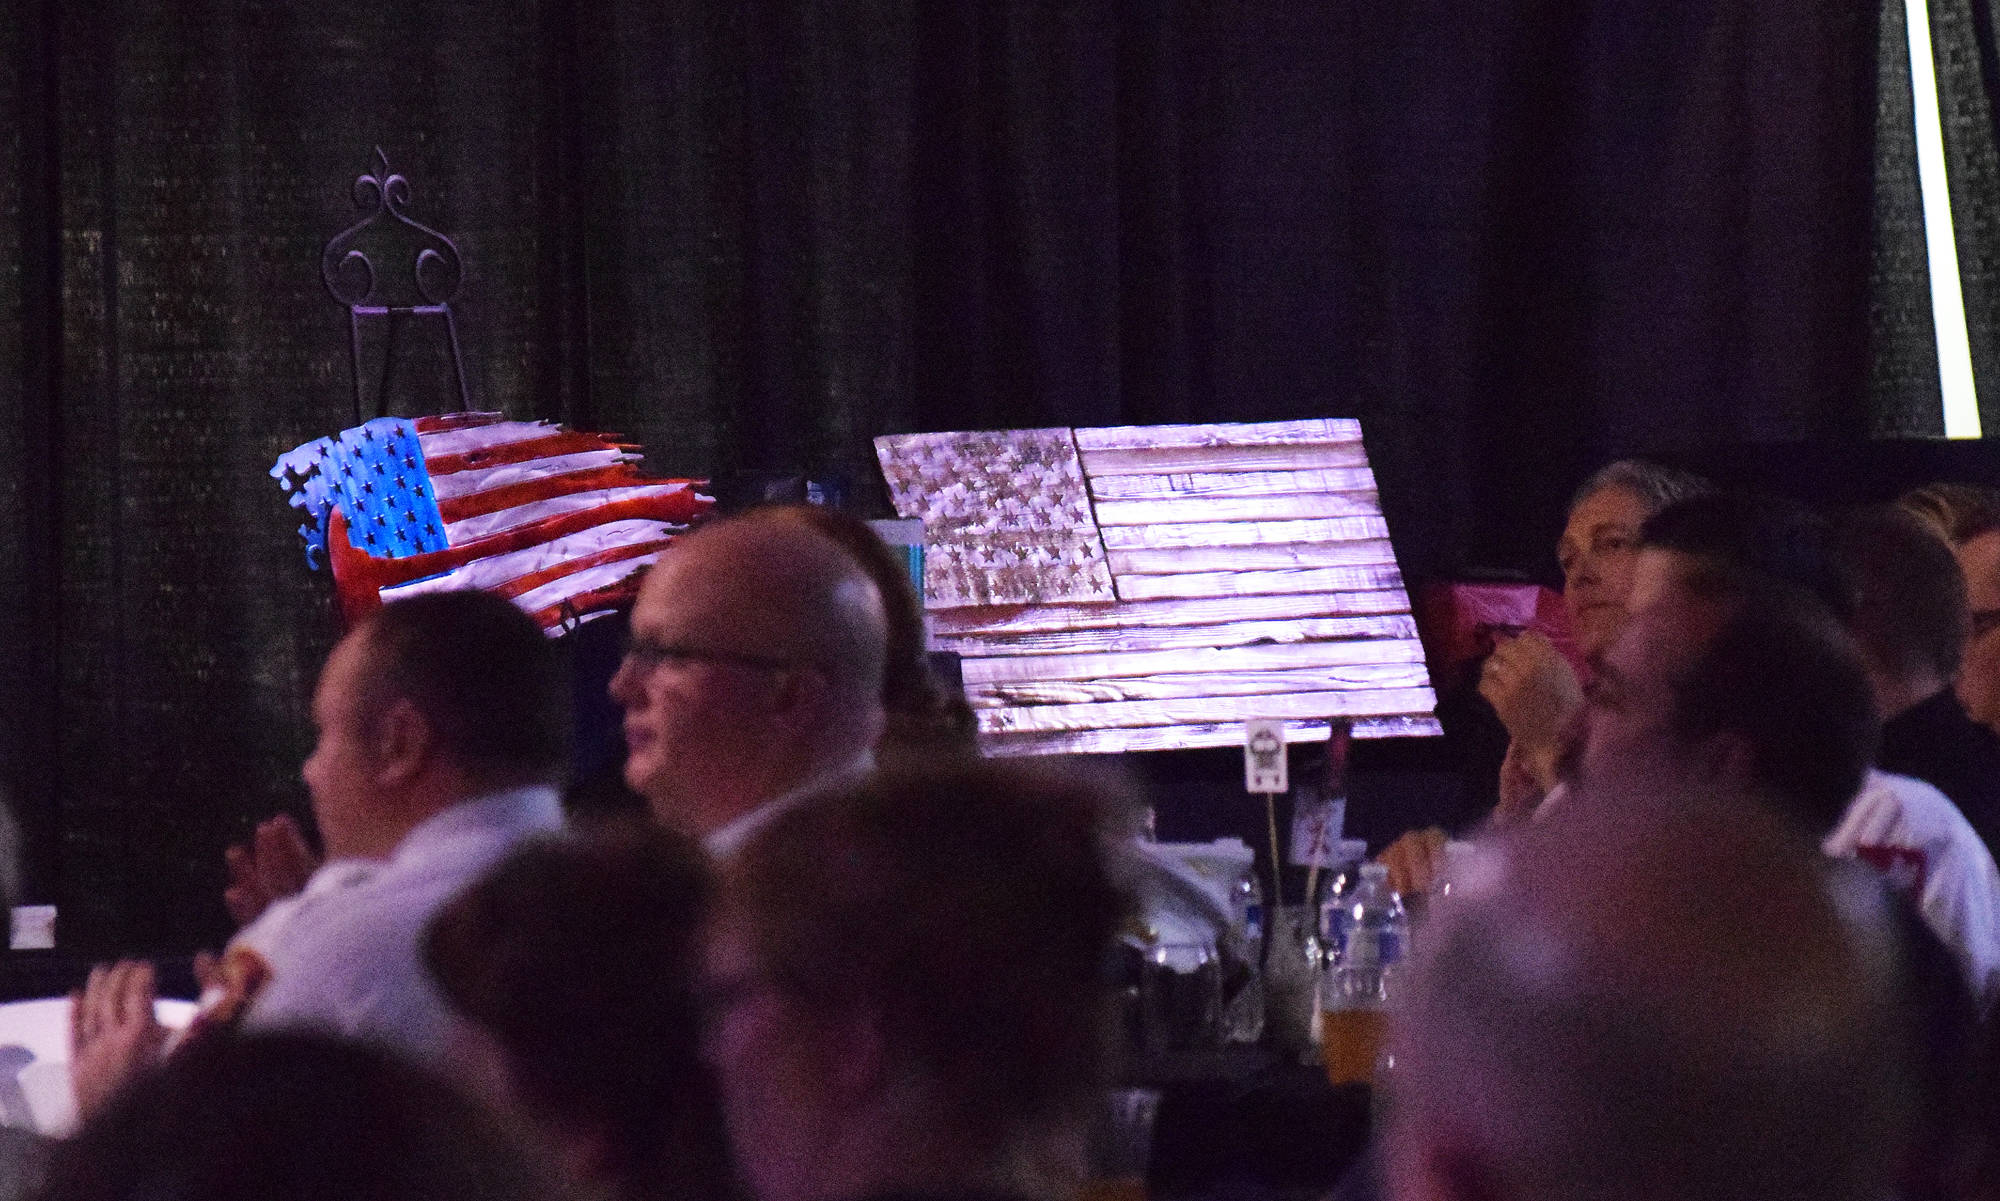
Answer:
[{"left": 609, "top": 508, "right": 890, "bottom": 855}]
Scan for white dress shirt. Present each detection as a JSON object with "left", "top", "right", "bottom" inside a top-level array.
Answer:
[
  {"left": 703, "top": 752, "right": 874, "bottom": 859},
  {"left": 244, "top": 784, "right": 565, "bottom": 1062},
  {"left": 228, "top": 858, "right": 382, "bottom": 962},
  {"left": 1825, "top": 768, "right": 2000, "bottom": 1007}
]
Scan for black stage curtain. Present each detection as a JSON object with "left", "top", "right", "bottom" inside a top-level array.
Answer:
[
  {"left": 1871, "top": 0, "right": 2000, "bottom": 435},
  {"left": 0, "top": 0, "right": 1927, "bottom": 950}
]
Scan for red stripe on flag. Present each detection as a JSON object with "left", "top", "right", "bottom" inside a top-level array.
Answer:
[
  {"left": 425, "top": 431, "right": 621, "bottom": 477},
  {"left": 494, "top": 538, "right": 676, "bottom": 600},
  {"left": 532, "top": 577, "right": 648, "bottom": 631},
  {"left": 413, "top": 413, "right": 505, "bottom": 433},
  {"left": 327, "top": 490, "right": 710, "bottom": 629},
  {"left": 435, "top": 464, "right": 643, "bottom": 522}
]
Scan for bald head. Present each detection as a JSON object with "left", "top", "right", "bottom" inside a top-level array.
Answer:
[
  {"left": 611, "top": 510, "right": 890, "bottom": 836},
  {"left": 1387, "top": 792, "right": 1909, "bottom": 1201},
  {"left": 660, "top": 511, "right": 890, "bottom": 694}
]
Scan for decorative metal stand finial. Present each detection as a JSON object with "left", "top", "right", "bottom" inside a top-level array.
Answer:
[{"left": 320, "top": 148, "right": 470, "bottom": 423}]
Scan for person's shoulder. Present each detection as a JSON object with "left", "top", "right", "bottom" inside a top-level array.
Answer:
[{"left": 1859, "top": 770, "right": 1976, "bottom": 842}]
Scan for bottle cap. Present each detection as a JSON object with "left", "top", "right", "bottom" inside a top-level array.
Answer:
[{"left": 1360, "top": 861, "right": 1388, "bottom": 883}]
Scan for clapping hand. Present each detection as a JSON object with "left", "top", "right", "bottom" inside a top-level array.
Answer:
[
  {"left": 222, "top": 814, "right": 318, "bottom": 927},
  {"left": 69, "top": 960, "right": 166, "bottom": 1121},
  {"left": 1478, "top": 631, "right": 1583, "bottom": 792}
]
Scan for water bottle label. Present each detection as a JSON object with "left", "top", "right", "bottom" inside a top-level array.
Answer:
[
  {"left": 1245, "top": 902, "right": 1264, "bottom": 941},
  {"left": 1378, "top": 929, "right": 1403, "bottom": 966}
]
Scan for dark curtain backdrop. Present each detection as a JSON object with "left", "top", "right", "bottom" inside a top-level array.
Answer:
[
  {"left": 1870, "top": 0, "right": 2000, "bottom": 435},
  {"left": 0, "top": 0, "right": 1931, "bottom": 950}
]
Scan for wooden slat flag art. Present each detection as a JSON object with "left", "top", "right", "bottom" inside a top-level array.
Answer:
[
  {"left": 871, "top": 427, "right": 1116, "bottom": 608},
  {"left": 273, "top": 412, "right": 713, "bottom": 633},
  {"left": 876, "top": 419, "right": 1440, "bottom": 756}
]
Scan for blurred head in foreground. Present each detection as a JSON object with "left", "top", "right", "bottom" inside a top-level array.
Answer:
[
  {"left": 1629, "top": 490, "right": 1852, "bottom": 618},
  {"left": 704, "top": 763, "right": 1129, "bottom": 1201},
  {"left": 1384, "top": 791, "right": 1911, "bottom": 1201},
  {"left": 1570, "top": 565, "right": 1877, "bottom": 842},
  {"left": 424, "top": 824, "right": 733, "bottom": 1201},
  {"left": 35, "top": 1031, "right": 560, "bottom": 1201}
]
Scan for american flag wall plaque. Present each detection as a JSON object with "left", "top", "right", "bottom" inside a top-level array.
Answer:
[
  {"left": 274, "top": 412, "right": 712, "bottom": 633},
  {"left": 874, "top": 428, "right": 1115, "bottom": 609},
  {"left": 876, "top": 419, "right": 1439, "bottom": 756}
]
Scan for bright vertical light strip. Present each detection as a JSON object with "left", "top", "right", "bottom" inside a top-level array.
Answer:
[{"left": 1907, "top": 0, "right": 1983, "bottom": 437}]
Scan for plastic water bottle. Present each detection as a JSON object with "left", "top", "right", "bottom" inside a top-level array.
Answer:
[
  {"left": 1221, "top": 868, "right": 1265, "bottom": 1043},
  {"left": 1318, "top": 861, "right": 1406, "bottom": 1084}
]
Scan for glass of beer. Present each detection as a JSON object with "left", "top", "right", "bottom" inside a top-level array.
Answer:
[
  {"left": 1319, "top": 963, "right": 1388, "bottom": 1086},
  {"left": 1319, "top": 1000, "right": 1387, "bottom": 1085}
]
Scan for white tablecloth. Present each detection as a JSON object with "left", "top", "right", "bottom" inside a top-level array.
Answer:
[{"left": 0, "top": 996, "right": 197, "bottom": 1136}]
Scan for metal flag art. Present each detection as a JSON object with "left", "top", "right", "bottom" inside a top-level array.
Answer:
[
  {"left": 273, "top": 151, "right": 713, "bottom": 635},
  {"left": 273, "top": 412, "right": 713, "bottom": 634},
  {"left": 876, "top": 419, "right": 1439, "bottom": 756}
]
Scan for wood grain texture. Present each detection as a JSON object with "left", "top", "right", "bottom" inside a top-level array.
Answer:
[
  {"left": 1073, "top": 419, "right": 1361, "bottom": 449},
  {"left": 1098, "top": 516, "right": 1389, "bottom": 549},
  {"left": 1086, "top": 467, "right": 1378, "bottom": 500},
  {"left": 959, "top": 637, "right": 1424, "bottom": 684},
  {"left": 933, "top": 613, "right": 1421, "bottom": 657},
  {"left": 977, "top": 686, "right": 1438, "bottom": 734},
  {"left": 1113, "top": 564, "right": 1404, "bottom": 601},
  {"left": 928, "top": 589, "right": 1413, "bottom": 636},
  {"left": 1092, "top": 493, "right": 1382, "bottom": 525},
  {"left": 1106, "top": 540, "right": 1398, "bottom": 575},
  {"left": 887, "top": 420, "right": 1438, "bottom": 755},
  {"left": 1079, "top": 443, "right": 1371, "bottom": 476},
  {"left": 979, "top": 714, "right": 1444, "bottom": 757},
  {"left": 969, "top": 663, "right": 1429, "bottom": 706}
]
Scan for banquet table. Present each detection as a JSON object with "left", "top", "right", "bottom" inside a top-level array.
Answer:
[{"left": 1123, "top": 1047, "right": 1373, "bottom": 1201}]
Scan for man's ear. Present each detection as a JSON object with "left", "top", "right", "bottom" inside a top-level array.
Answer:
[
  {"left": 373, "top": 697, "right": 434, "bottom": 785},
  {"left": 768, "top": 667, "right": 831, "bottom": 724}
]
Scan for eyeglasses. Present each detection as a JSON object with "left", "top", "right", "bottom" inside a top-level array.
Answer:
[
  {"left": 619, "top": 636, "right": 796, "bottom": 675},
  {"left": 1974, "top": 609, "right": 2000, "bottom": 639}
]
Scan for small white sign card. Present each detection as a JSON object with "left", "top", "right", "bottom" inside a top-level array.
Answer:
[{"left": 1244, "top": 720, "right": 1288, "bottom": 794}]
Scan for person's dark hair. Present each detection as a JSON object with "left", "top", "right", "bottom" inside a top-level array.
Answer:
[
  {"left": 1668, "top": 570, "right": 1879, "bottom": 839},
  {"left": 357, "top": 590, "right": 570, "bottom": 783},
  {"left": 424, "top": 824, "right": 730, "bottom": 1201},
  {"left": 723, "top": 763, "right": 1129, "bottom": 1148},
  {"left": 1898, "top": 481, "right": 2000, "bottom": 546},
  {"left": 761, "top": 505, "right": 978, "bottom": 758},
  {"left": 34, "top": 1032, "right": 560, "bottom": 1201},
  {"left": 1833, "top": 504, "right": 1970, "bottom": 686},
  {"left": 1638, "top": 491, "right": 1856, "bottom": 621},
  {"left": 1570, "top": 459, "right": 1710, "bottom": 517}
]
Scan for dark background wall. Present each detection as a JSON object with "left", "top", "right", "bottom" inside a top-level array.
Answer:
[{"left": 1, "top": 0, "right": 1995, "bottom": 951}]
